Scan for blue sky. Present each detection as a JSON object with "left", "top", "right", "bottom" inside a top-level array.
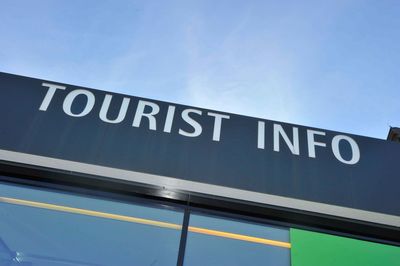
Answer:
[{"left": 1, "top": 0, "right": 399, "bottom": 139}]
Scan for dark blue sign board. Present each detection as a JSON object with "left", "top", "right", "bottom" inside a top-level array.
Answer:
[{"left": 0, "top": 72, "right": 399, "bottom": 226}]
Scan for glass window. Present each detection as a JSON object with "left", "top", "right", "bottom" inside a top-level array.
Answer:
[
  {"left": 0, "top": 181, "right": 183, "bottom": 265},
  {"left": 183, "top": 213, "right": 290, "bottom": 266}
]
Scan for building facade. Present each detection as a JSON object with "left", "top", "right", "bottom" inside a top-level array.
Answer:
[{"left": 0, "top": 72, "right": 399, "bottom": 265}]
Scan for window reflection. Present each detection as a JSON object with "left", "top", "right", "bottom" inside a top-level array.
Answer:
[
  {"left": 0, "top": 182, "right": 183, "bottom": 266},
  {"left": 184, "top": 213, "right": 291, "bottom": 266}
]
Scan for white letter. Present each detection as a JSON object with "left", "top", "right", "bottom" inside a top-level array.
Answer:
[
  {"left": 207, "top": 112, "right": 230, "bottom": 141},
  {"left": 99, "top": 94, "right": 130, "bottom": 124},
  {"left": 163, "top": 105, "right": 176, "bottom": 133},
  {"left": 332, "top": 135, "right": 360, "bottom": 165},
  {"left": 39, "top": 82, "right": 66, "bottom": 111},
  {"left": 257, "top": 121, "right": 265, "bottom": 149},
  {"left": 63, "top": 89, "right": 95, "bottom": 117},
  {"left": 307, "top": 129, "right": 326, "bottom": 158},
  {"left": 179, "top": 109, "right": 202, "bottom": 137},
  {"left": 274, "top": 124, "right": 299, "bottom": 155},
  {"left": 132, "top": 100, "right": 160, "bottom": 130}
]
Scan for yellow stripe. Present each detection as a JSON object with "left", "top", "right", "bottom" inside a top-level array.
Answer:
[
  {"left": 0, "top": 197, "right": 181, "bottom": 230},
  {"left": 188, "top": 226, "right": 291, "bottom": 248},
  {"left": 0, "top": 196, "right": 290, "bottom": 248}
]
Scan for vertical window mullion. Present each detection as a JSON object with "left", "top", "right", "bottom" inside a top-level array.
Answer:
[{"left": 177, "top": 206, "right": 191, "bottom": 266}]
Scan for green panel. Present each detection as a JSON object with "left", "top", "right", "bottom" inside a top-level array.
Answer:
[{"left": 290, "top": 228, "right": 400, "bottom": 266}]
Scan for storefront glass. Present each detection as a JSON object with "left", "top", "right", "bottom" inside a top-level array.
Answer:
[
  {"left": 0, "top": 182, "right": 184, "bottom": 265},
  {"left": 183, "top": 213, "right": 291, "bottom": 266}
]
